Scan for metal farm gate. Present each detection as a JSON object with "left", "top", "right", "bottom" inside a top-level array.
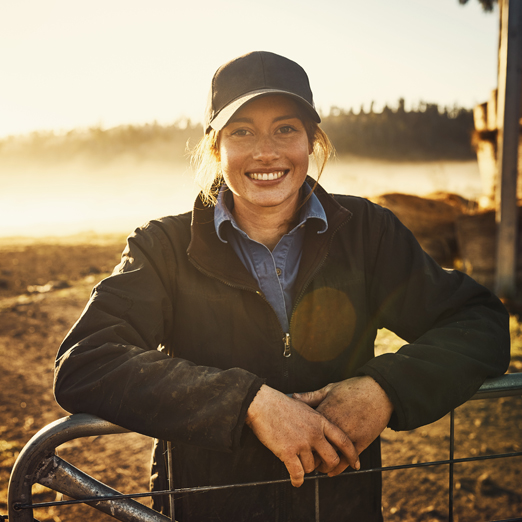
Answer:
[{"left": 4, "top": 372, "right": 522, "bottom": 522}]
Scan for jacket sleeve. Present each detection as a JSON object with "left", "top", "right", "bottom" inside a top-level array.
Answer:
[
  {"left": 358, "top": 206, "right": 510, "bottom": 431},
  {"left": 54, "top": 220, "right": 264, "bottom": 451}
]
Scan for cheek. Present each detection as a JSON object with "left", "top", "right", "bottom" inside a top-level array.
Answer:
[
  {"left": 218, "top": 150, "right": 232, "bottom": 178},
  {"left": 218, "top": 151, "right": 244, "bottom": 189},
  {"left": 293, "top": 143, "right": 311, "bottom": 169},
  {"left": 219, "top": 142, "right": 242, "bottom": 173}
]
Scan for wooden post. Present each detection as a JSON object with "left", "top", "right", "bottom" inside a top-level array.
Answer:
[{"left": 495, "top": 0, "right": 522, "bottom": 298}]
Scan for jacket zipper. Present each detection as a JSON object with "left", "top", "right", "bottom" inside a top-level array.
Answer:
[{"left": 283, "top": 333, "right": 291, "bottom": 357}]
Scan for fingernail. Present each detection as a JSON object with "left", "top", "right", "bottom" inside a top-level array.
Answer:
[
  {"left": 293, "top": 393, "right": 301, "bottom": 399},
  {"left": 355, "top": 459, "right": 360, "bottom": 470}
]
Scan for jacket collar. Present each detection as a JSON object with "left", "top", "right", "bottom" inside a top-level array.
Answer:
[{"left": 187, "top": 177, "right": 353, "bottom": 291}]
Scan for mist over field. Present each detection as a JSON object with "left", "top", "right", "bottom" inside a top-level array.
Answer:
[
  {"left": 1, "top": 158, "right": 198, "bottom": 237},
  {"left": 1, "top": 155, "right": 483, "bottom": 238}
]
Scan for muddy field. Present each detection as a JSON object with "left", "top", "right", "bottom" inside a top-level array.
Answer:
[{"left": 1, "top": 234, "right": 521, "bottom": 522}]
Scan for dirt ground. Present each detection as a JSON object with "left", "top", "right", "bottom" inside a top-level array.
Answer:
[{"left": 1, "top": 234, "right": 521, "bottom": 522}]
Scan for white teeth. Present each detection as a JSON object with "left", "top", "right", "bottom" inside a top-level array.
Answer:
[{"left": 248, "top": 171, "right": 285, "bottom": 180}]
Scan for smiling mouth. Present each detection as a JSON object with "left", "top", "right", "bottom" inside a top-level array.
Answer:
[{"left": 247, "top": 170, "right": 286, "bottom": 181}]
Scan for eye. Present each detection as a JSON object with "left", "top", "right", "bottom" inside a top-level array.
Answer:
[
  {"left": 277, "top": 125, "right": 296, "bottom": 134},
  {"left": 230, "top": 128, "right": 252, "bottom": 137}
]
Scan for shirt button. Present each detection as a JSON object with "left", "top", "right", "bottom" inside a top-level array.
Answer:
[{"left": 276, "top": 267, "right": 282, "bottom": 276}]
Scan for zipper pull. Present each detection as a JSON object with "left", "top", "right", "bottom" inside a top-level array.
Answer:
[{"left": 283, "top": 333, "right": 291, "bottom": 358}]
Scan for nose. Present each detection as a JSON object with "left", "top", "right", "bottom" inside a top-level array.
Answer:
[{"left": 252, "top": 134, "right": 280, "bottom": 163}]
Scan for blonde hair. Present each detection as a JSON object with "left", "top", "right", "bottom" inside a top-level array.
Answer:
[
  {"left": 190, "top": 129, "right": 223, "bottom": 206},
  {"left": 190, "top": 114, "right": 334, "bottom": 207}
]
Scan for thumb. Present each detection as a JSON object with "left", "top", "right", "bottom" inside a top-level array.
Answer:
[{"left": 293, "top": 386, "right": 330, "bottom": 408}]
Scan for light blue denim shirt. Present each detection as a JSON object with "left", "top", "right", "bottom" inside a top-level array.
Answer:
[{"left": 214, "top": 183, "right": 328, "bottom": 333}]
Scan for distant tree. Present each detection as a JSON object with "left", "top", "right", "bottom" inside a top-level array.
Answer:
[
  {"left": 458, "top": 0, "right": 496, "bottom": 12},
  {"left": 320, "top": 99, "right": 475, "bottom": 161}
]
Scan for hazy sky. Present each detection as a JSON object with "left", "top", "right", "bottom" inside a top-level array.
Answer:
[{"left": 0, "top": 0, "right": 499, "bottom": 138}]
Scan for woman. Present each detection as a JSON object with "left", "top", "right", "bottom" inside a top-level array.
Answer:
[{"left": 54, "top": 51, "right": 510, "bottom": 521}]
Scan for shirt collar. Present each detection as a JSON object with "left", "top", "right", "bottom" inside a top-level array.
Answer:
[{"left": 214, "top": 182, "right": 328, "bottom": 243}]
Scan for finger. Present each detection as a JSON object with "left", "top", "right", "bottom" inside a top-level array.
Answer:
[
  {"left": 316, "top": 453, "right": 355, "bottom": 476},
  {"left": 315, "top": 459, "right": 332, "bottom": 474},
  {"left": 311, "top": 438, "right": 341, "bottom": 474},
  {"left": 292, "top": 386, "right": 329, "bottom": 408},
  {"left": 299, "top": 450, "right": 316, "bottom": 475},
  {"left": 315, "top": 456, "right": 350, "bottom": 475},
  {"left": 323, "top": 421, "right": 360, "bottom": 471},
  {"left": 327, "top": 455, "right": 351, "bottom": 477},
  {"left": 283, "top": 454, "right": 306, "bottom": 487}
]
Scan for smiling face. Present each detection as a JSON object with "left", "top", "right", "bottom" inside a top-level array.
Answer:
[{"left": 218, "top": 94, "right": 312, "bottom": 223}]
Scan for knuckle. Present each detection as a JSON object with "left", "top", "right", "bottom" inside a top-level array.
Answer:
[
  {"left": 335, "top": 431, "right": 353, "bottom": 451},
  {"left": 279, "top": 451, "right": 293, "bottom": 465},
  {"left": 339, "top": 432, "right": 350, "bottom": 447},
  {"left": 292, "top": 469, "right": 304, "bottom": 484},
  {"left": 331, "top": 452, "right": 341, "bottom": 466},
  {"left": 322, "top": 453, "right": 340, "bottom": 472}
]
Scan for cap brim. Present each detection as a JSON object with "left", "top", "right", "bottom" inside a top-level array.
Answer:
[{"left": 208, "top": 89, "right": 321, "bottom": 132}]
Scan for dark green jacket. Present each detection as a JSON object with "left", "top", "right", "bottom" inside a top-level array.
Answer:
[{"left": 54, "top": 181, "right": 510, "bottom": 521}]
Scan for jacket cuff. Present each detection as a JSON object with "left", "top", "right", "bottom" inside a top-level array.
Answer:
[
  {"left": 357, "top": 356, "right": 405, "bottom": 431},
  {"left": 231, "top": 376, "right": 265, "bottom": 450}
]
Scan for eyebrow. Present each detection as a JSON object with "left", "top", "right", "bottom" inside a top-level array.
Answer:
[{"left": 228, "top": 114, "right": 300, "bottom": 124}]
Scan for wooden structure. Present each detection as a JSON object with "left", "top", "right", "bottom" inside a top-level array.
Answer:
[{"left": 472, "top": 0, "right": 522, "bottom": 298}]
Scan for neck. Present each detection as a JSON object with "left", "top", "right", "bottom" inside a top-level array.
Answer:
[{"left": 232, "top": 198, "right": 301, "bottom": 251}]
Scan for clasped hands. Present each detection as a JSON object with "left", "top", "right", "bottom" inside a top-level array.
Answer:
[{"left": 245, "top": 376, "right": 394, "bottom": 487}]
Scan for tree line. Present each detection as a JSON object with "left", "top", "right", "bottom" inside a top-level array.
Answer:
[
  {"left": 0, "top": 120, "right": 202, "bottom": 165},
  {"left": 321, "top": 99, "right": 475, "bottom": 161},
  {"left": 0, "top": 100, "right": 476, "bottom": 164}
]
